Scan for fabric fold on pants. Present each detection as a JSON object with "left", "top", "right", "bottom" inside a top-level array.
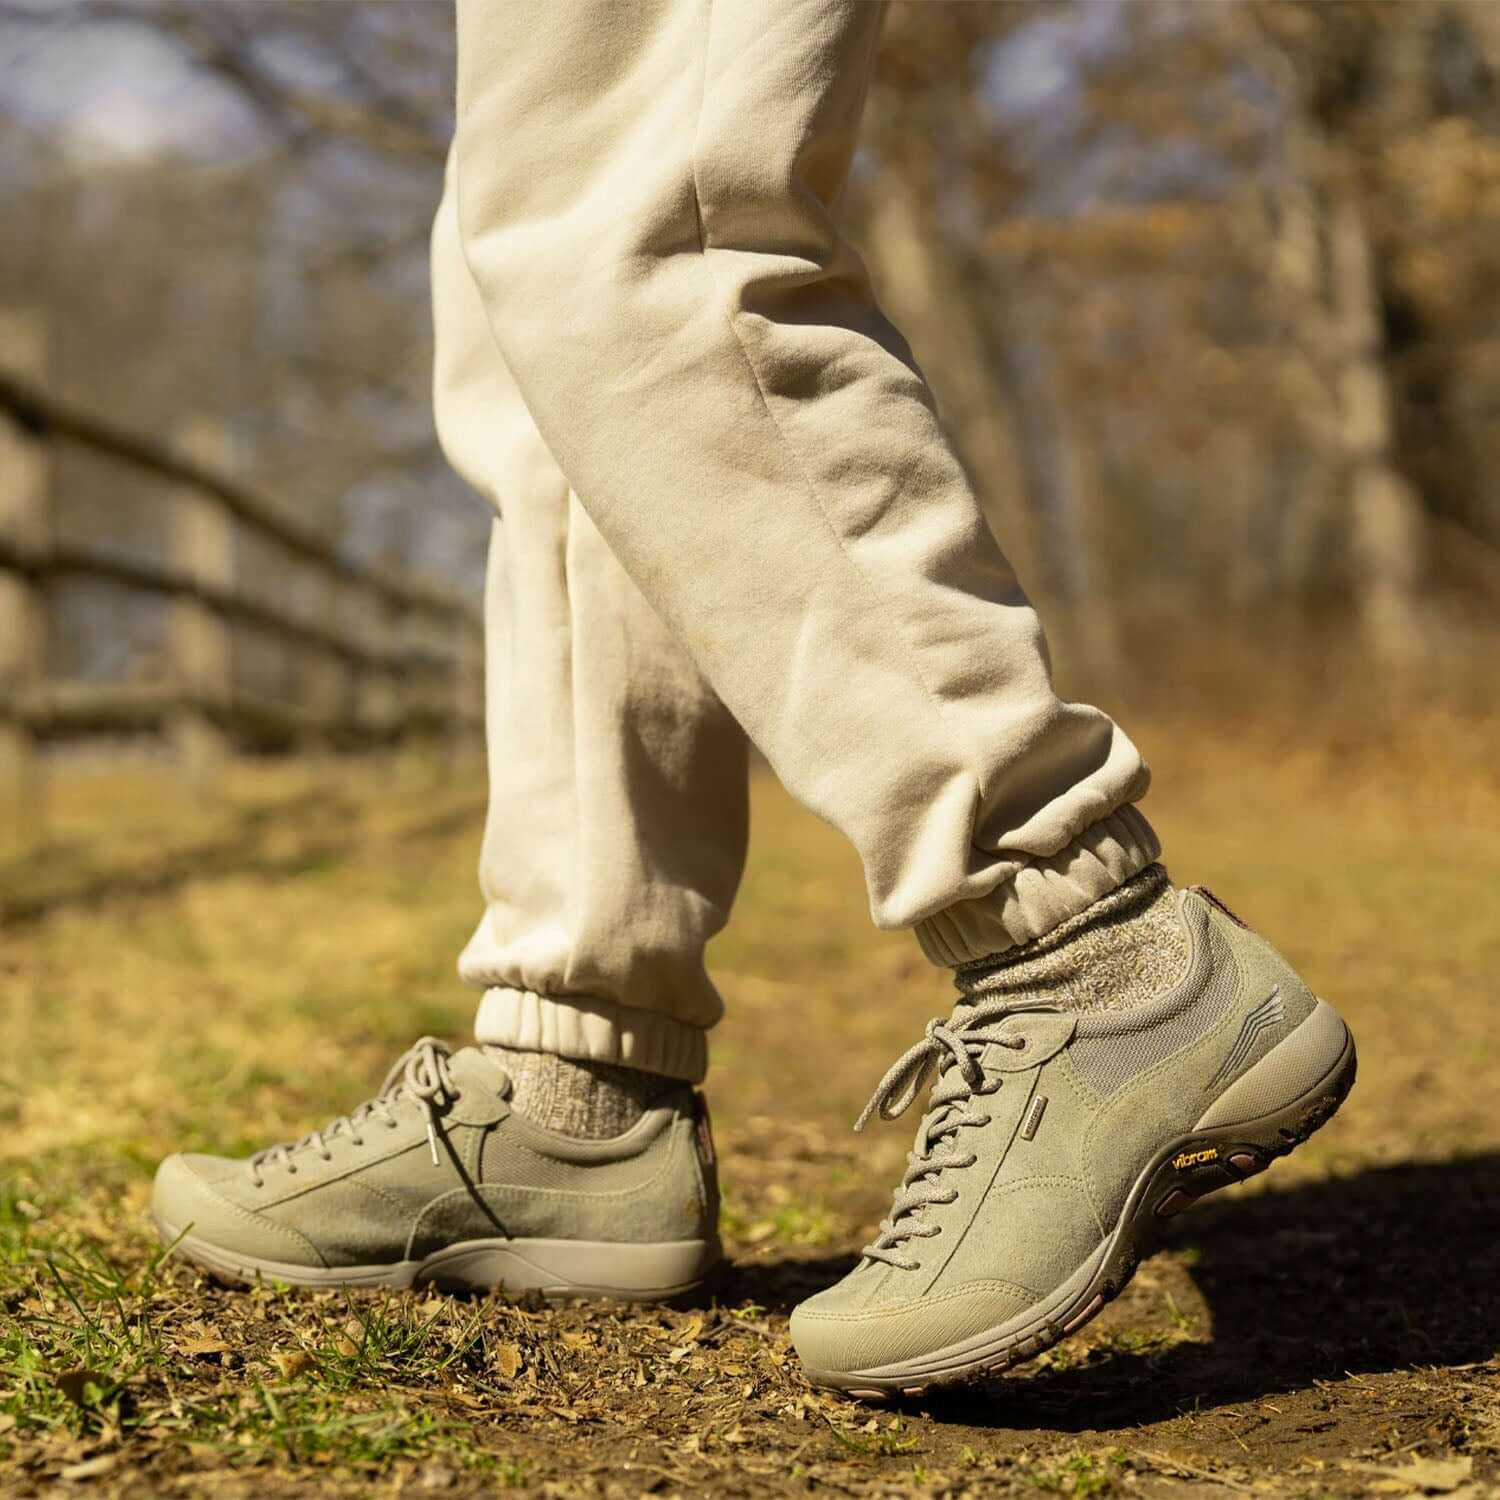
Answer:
[
  {"left": 474, "top": 987, "right": 710, "bottom": 1084},
  {"left": 436, "top": 0, "right": 1162, "bottom": 1080},
  {"left": 434, "top": 150, "right": 749, "bottom": 1083}
]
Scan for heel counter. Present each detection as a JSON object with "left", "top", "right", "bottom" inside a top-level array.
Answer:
[
  {"left": 650, "top": 1088, "right": 720, "bottom": 1243},
  {"left": 1194, "top": 888, "right": 1317, "bottom": 1029},
  {"left": 686, "top": 1091, "right": 720, "bottom": 1241}
]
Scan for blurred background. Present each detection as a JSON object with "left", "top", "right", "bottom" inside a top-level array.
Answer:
[
  {"left": 3, "top": 7, "right": 1499, "bottom": 1490},
  {"left": 2, "top": 0, "right": 1499, "bottom": 821}
]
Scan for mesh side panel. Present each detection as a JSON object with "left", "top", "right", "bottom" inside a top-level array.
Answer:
[
  {"left": 1068, "top": 918, "right": 1240, "bottom": 1097},
  {"left": 478, "top": 1124, "right": 674, "bottom": 1193}
]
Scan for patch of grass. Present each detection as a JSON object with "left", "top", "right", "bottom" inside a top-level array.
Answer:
[
  {"left": 182, "top": 1388, "right": 490, "bottom": 1471},
  {"left": 829, "top": 1415, "right": 921, "bottom": 1460},
  {"left": 4, "top": 717, "right": 1500, "bottom": 1495},
  {"left": 0, "top": 1238, "right": 513, "bottom": 1477},
  {"left": 1085, "top": 1325, "right": 1182, "bottom": 1360},
  {"left": 1, "top": 1237, "right": 174, "bottom": 1443},
  {"left": 1023, "top": 1449, "right": 1130, "bottom": 1496},
  {"left": 721, "top": 1192, "right": 843, "bottom": 1248}
]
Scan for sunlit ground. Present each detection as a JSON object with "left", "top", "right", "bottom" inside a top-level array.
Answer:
[{"left": 3, "top": 688, "right": 1498, "bottom": 1497}]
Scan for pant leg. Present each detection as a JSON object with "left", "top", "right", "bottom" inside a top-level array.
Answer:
[
  {"left": 449, "top": 0, "right": 1159, "bottom": 966},
  {"left": 432, "top": 153, "right": 749, "bottom": 1084}
]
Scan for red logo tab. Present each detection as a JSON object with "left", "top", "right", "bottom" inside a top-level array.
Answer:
[{"left": 1188, "top": 885, "right": 1252, "bottom": 931}]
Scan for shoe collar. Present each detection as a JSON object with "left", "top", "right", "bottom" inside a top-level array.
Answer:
[{"left": 500, "top": 1095, "right": 687, "bottom": 1162}]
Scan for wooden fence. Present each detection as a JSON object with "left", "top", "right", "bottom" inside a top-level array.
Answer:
[{"left": 0, "top": 310, "right": 483, "bottom": 825}]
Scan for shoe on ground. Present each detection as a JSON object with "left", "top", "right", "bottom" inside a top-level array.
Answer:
[
  {"left": 152, "top": 1040, "right": 720, "bottom": 1301},
  {"left": 790, "top": 887, "right": 1356, "bottom": 1397}
]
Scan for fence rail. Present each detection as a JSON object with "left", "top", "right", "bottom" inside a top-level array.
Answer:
[{"left": 0, "top": 309, "right": 483, "bottom": 825}]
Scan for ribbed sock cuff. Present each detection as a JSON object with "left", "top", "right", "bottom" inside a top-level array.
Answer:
[
  {"left": 956, "top": 862, "right": 1188, "bottom": 1012},
  {"left": 913, "top": 804, "right": 1162, "bottom": 967},
  {"left": 473, "top": 987, "right": 708, "bottom": 1083},
  {"left": 483, "top": 1046, "right": 668, "bottom": 1137}
]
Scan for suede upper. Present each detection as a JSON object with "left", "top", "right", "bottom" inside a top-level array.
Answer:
[
  {"left": 153, "top": 1046, "right": 716, "bottom": 1270},
  {"left": 791, "top": 890, "right": 1320, "bottom": 1377}
]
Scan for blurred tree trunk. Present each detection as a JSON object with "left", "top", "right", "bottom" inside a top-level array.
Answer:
[
  {"left": 1326, "top": 182, "right": 1429, "bottom": 667},
  {"left": 989, "top": 295, "right": 1121, "bottom": 677},
  {"left": 862, "top": 171, "right": 1040, "bottom": 597},
  {"left": 1253, "top": 0, "right": 1436, "bottom": 668},
  {"left": 862, "top": 2, "right": 1127, "bottom": 672}
]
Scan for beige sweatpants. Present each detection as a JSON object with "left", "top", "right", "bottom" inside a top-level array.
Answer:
[{"left": 436, "top": 0, "right": 1159, "bottom": 1084}]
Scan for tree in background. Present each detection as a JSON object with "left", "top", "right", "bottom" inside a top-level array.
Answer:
[{"left": 1, "top": 0, "right": 1496, "bottom": 704}]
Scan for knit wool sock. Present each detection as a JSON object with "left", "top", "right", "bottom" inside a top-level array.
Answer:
[
  {"left": 956, "top": 863, "right": 1188, "bottom": 1013},
  {"left": 482, "top": 1047, "right": 670, "bottom": 1139}
]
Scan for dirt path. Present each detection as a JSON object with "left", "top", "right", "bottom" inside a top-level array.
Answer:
[{"left": 3, "top": 731, "right": 1497, "bottom": 1497}]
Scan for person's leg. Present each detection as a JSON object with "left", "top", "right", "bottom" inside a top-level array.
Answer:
[
  {"left": 450, "top": 0, "right": 1156, "bottom": 960},
  {"left": 449, "top": 0, "right": 1355, "bottom": 1386},
  {"left": 432, "top": 151, "right": 749, "bottom": 1107},
  {"left": 146, "top": 155, "right": 744, "bottom": 1299}
]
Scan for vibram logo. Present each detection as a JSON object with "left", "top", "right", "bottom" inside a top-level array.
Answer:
[{"left": 1172, "top": 1147, "right": 1220, "bottom": 1170}]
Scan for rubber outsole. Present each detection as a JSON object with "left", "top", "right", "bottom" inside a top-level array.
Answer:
[
  {"left": 802, "top": 1005, "right": 1358, "bottom": 1399},
  {"left": 155, "top": 1218, "right": 719, "bottom": 1305}
]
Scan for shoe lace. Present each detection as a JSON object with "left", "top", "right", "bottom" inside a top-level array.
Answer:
[
  {"left": 248, "top": 1037, "right": 460, "bottom": 1186},
  {"left": 854, "top": 1001, "right": 1029, "bottom": 1271}
]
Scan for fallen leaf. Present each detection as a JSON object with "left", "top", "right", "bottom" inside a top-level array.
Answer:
[
  {"left": 60, "top": 1454, "right": 118, "bottom": 1482},
  {"left": 1348, "top": 1457, "right": 1474, "bottom": 1496},
  {"left": 179, "top": 1336, "right": 232, "bottom": 1360}
]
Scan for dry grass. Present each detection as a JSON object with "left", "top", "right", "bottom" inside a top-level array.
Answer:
[{"left": 3, "top": 695, "right": 1499, "bottom": 1497}]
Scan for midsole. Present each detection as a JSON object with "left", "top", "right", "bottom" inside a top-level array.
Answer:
[{"left": 157, "top": 1217, "right": 717, "bottom": 1293}]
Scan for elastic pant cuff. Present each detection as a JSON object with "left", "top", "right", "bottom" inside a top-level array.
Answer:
[
  {"left": 914, "top": 804, "right": 1162, "bottom": 967},
  {"left": 473, "top": 987, "right": 708, "bottom": 1084}
]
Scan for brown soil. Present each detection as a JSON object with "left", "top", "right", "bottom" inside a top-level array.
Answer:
[{"left": 3, "top": 723, "right": 1498, "bottom": 1498}]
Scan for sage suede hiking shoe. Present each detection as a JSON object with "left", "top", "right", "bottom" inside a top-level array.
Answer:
[
  {"left": 791, "top": 888, "right": 1356, "bottom": 1398},
  {"left": 152, "top": 1039, "right": 720, "bottom": 1301}
]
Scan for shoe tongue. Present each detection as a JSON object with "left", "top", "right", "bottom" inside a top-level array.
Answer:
[{"left": 447, "top": 1046, "right": 510, "bottom": 1099}]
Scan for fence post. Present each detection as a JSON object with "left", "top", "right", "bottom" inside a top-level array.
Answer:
[
  {"left": 0, "top": 309, "right": 50, "bottom": 841},
  {"left": 168, "top": 417, "right": 234, "bottom": 783},
  {"left": 302, "top": 561, "right": 346, "bottom": 754},
  {"left": 355, "top": 581, "right": 394, "bottom": 756},
  {"left": 385, "top": 593, "right": 412, "bottom": 748}
]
